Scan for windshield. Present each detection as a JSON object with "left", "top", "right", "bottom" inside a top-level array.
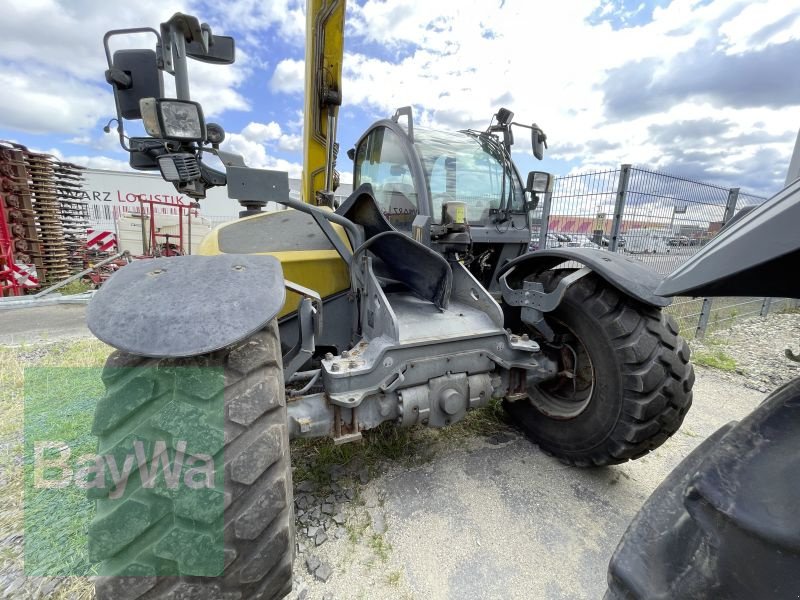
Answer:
[{"left": 413, "top": 127, "right": 525, "bottom": 223}]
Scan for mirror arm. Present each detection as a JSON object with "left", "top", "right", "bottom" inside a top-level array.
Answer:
[
  {"left": 104, "top": 67, "right": 132, "bottom": 89},
  {"left": 511, "top": 121, "right": 548, "bottom": 148},
  {"left": 102, "top": 27, "right": 161, "bottom": 70}
]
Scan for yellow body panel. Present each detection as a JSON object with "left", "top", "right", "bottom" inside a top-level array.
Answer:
[{"left": 197, "top": 209, "right": 351, "bottom": 319}]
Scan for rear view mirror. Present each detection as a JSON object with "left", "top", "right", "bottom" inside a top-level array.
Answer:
[
  {"left": 105, "top": 49, "right": 164, "bottom": 120},
  {"left": 186, "top": 35, "right": 235, "bottom": 64},
  {"left": 531, "top": 123, "right": 547, "bottom": 160}
]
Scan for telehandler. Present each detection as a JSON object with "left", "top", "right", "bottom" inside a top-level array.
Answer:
[{"left": 87, "top": 5, "right": 693, "bottom": 598}]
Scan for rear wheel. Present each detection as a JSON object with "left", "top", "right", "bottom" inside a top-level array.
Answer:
[
  {"left": 90, "top": 321, "right": 294, "bottom": 599},
  {"left": 504, "top": 271, "right": 694, "bottom": 467}
]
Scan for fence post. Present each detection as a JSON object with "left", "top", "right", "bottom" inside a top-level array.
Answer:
[
  {"left": 723, "top": 187, "right": 740, "bottom": 223},
  {"left": 696, "top": 297, "right": 713, "bottom": 338},
  {"left": 609, "top": 164, "right": 631, "bottom": 252},
  {"left": 537, "top": 190, "right": 552, "bottom": 250},
  {"left": 760, "top": 297, "right": 772, "bottom": 317}
]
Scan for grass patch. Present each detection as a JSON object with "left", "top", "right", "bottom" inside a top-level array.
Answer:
[
  {"left": 345, "top": 513, "right": 371, "bottom": 544},
  {"left": 369, "top": 532, "right": 392, "bottom": 562},
  {"left": 437, "top": 398, "right": 507, "bottom": 442},
  {"left": 693, "top": 348, "right": 737, "bottom": 371},
  {"left": 24, "top": 367, "right": 103, "bottom": 576},
  {"left": 291, "top": 422, "right": 433, "bottom": 492},
  {"left": 387, "top": 570, "right": 402, "bottom": 586},
  {"left": 291, "top": 398, "right": 513, "bottom": 494},
  {"left": 55, "top": 280, "right": 93, "bottom": 296},
  {"left": 0, "top": 339, "right": 111, "bottom": 597}
]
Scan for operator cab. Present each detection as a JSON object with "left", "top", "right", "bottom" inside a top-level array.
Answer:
[{"left": 350, "top": 107, "right": 550, "bottom": 288}]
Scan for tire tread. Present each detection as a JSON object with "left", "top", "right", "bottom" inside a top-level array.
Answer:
[{"left": 91, "top": 322, "right": 293, "bottom": 599}]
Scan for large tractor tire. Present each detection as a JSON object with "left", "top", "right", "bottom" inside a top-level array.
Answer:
[
  {"left": 89, "top": 321, "right": 294, "bottom": 600},
  {"left": 504, "top": 270, "right": 694, "bottom": 467}
]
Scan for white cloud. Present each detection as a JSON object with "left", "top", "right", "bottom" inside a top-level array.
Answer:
[
  {"left": 338, "top": 170, "right": 353, "bottom": 186},
  {"left": 33, "top": 145, "right": 132, "bottom": 172},
  {"left": 207, "top": 0, "right": 305, "bottom": 42},
  {"left": 718, "top": 4, "right": 800, "bottom": 53},
  {"left": 278, "top": 133, "right": 302, "bottom": 152},
  {"left": 270, "top": 58, "right": 305, "bottom": 94},
  {"left": 238, "top": 120, "right": 302, "bottom": 152},
  {"left": 0, "top": 1, "right": 251, "bottom": 137},
  {"left": 63, "top": 154, "right": 133, "bottom": 171},
  {"left": 0, "top": 69, "right": 110, "bottom": 134},
  {"left": 339, "top": 0, "right": 800, "bottom": 194},
  {"left": 241, "top": 121, "right": 283, "bottom": 142},
  {"left": 223, "top": 125, "right": 303, "bottom": 178},
  {"left": 187, "top": 56, "right": 252, "bottom": 117},
  {"left": 2, "top": 0, "right": 797, "bottom": 198}
]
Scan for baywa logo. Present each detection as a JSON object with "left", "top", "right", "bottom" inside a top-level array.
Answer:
[
  {"left": 33, "top": 439, "right": 216, "bottom": 499},
  {"left": 23, "top": 366, "right": 225, "bottom": 577}
]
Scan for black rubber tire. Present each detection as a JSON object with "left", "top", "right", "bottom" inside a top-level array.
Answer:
[
  {"left": 89, "top": 321, "right": 294, "bottom": 599},
  {"left": 504, "top": 271, "right": 694, "bottom": 467}
]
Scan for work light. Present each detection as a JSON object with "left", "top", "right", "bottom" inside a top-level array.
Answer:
[
  {"left": 140, "top": 98, "right": 206, "bottom": 141},
  {"left": 527, "top": 171, "right": 552, "bottom": 194}
]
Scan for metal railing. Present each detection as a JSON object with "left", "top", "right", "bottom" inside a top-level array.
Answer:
[{"left": 535, "top": 165, "right": 794, "bottom": 338}]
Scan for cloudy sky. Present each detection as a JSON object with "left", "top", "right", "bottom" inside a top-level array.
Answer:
[{"left": 1, "top": 0, "right": 798, "bottom": 197}]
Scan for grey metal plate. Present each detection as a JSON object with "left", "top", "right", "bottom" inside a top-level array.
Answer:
[
  {"left": 219, "top": 210, "right": 335, "bottom": 254},
  {"left": 657, "top": 178, "right": 800, "bottom": 298},
  {"left": 226, "top": 166, "right": 290, "bottom": 203},
  {"left": 87, "top": 254, "right": 285, "bottom": 358},
  {"left": 499, "top": 247, "right": 671, "bottom": 308}
]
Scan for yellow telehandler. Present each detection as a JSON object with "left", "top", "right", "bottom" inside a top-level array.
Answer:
[{"left": 87, "top": 4, "right": 693, "bottom": 598}]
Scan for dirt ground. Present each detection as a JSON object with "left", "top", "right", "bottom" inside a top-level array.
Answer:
[
  {"left": 288, "top": 369, "right": 767, "bottom": 600},
  {"left": 287, "top": 312, "right": 800, "bottom": 599}
]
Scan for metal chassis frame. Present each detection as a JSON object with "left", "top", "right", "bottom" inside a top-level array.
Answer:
[
  {"left": 282, "top": 279, "right": 323, "bottom": 380},
  {"left": 284, "top": 255, "right": 559, "bottom": 441},
  {"left": 499, "top": 266, "right": 591, "bottom": 341}
]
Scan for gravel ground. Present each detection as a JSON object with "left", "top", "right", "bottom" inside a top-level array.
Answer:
[
  {"left": 286, "top": 311, "right": 800, "bottom": 600},
  {"left": 1, "top": 311, "right": 798, "bottom": 599},
  {"left": 691, "top": 311, "right": 800, "bottom": 392}
]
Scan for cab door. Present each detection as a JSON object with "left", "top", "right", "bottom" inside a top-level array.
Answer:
[{"left": 353, "top": 124, "right": 429, "bottom": 233}]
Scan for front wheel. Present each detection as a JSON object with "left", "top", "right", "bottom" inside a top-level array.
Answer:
[
  {"left": 504, "top": 271, "right": 694, "bottom": 467},
  {"left": 89, "top": 321, "right": 294, "bottom": 599}
]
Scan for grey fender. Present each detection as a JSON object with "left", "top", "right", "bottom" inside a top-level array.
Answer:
[
  {"left": 497, "top": 247, "right": 670, "bottom": 308},
  {"left": 87, "top": 254, "right": 285, "bottom": 358}
]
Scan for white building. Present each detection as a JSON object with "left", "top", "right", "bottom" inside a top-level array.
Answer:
[{"left": 79, "top": 168, "right": 353, "bottom": 231}]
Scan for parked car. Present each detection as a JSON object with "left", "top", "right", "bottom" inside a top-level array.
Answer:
[
  {"left": 601, "top": 236, "right": 626, "bottom": 248},
  {"left": 558, "top": 234, "right": 582, "bottom": 247},
  {"left": 667, "top": 236, "right": 690, "bottom": 246},
  {"left": 528, "top": 233, "right": 565, "bottom": 251}
]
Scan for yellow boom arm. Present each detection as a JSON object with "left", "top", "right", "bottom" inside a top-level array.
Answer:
[{"left": 302, "top": 0, "right": 346, "bottom": 205}]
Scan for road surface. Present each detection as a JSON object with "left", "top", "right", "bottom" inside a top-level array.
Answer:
[{"left": 0, "top": 304, "right": 90, "bottom": 345}]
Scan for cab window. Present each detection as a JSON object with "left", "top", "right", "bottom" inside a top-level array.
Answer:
[{"left": 354, "top": 127, "right": 419, "bottom": 232}]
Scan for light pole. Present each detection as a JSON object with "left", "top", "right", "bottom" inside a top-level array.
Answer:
[{"left": 668, "top": 202, "right": 688, "bottom": 236}]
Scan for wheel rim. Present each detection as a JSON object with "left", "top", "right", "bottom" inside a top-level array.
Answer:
[{"left": 527, "top": 321, "right": 595, "bottom": 419}]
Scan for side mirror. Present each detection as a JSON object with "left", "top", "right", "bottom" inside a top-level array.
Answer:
[
  {"left": 105, "top": 49, "right": 164, "bottom": 120},
  {"left": 526, "top": 171, "right": 551, "bottom": 194},
  {"left": 186, "top": 35, "right": 235, "bottom": 64},
  {"left": 531, "top": 123, "right": 547, "bottom": 160}
]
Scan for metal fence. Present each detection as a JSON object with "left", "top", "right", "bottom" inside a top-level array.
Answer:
[{"left": 535, "top": 164, "right": 795, "bottom": 338}]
